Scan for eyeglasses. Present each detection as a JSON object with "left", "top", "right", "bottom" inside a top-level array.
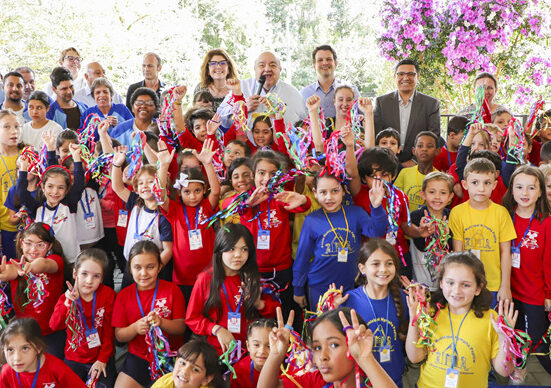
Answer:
[
  {"left": 208, "top": 60, "right": 228, "bottom": 67},
  {"left": 134, "top": 100, "right": 155, "bottom": 107},
  {"left": 22, "top": 240, "right": 48, "bottom": 250},
  {"left": 64, "top": 56, "right": 82, "bottom": 63},
  {"left": 396, "top": 72, "right": 417, "bottom": 78}
]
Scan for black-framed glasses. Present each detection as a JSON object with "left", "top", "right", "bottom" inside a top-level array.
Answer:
[
  {"left": 64, "top": 56, "right": 82, "bottom": 63},
  {"left": 208, "top": 60, "right": 228, "bottom": 67}
]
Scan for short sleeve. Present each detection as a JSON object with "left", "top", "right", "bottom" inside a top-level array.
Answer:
[
  {"left": 448, "top": 206, "right": 464, "bottom": 242},
  {"left": 125, "top": 191, "right": 139, "bottom": 211},
  {"left": 498, "top": 205, "right": 517, "bottom": 242},
  {"left": 170, "top": 284, "right": 186, "bottom": 319},
  {"left": 112, "top": 290, "right": 130, "bottom": 328},
  {"left": 158, "top": 215, "right": 173, "bottom": 242}
]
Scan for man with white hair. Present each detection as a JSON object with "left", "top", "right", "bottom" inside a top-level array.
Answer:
[{"left": 74, "top": 62, "right": 124, "bottom": 107}]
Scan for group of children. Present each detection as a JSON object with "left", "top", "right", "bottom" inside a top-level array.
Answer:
[{"left": 0, "top": 78, "right": 549, "bottom": 388}]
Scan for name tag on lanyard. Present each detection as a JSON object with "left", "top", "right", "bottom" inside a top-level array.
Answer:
[{"left": 189, "top": 229, "right": 203, "bottom": 250}]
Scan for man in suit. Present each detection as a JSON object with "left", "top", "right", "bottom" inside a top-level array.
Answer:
[{"left": 374, "top": 59, "right": 441, "bottom": 165}]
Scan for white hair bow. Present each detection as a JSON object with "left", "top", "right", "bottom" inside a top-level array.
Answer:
[{"left": 173, "top": 173, "right": 190, "bottom": 190}]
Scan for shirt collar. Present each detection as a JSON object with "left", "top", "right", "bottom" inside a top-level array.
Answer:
[
  {"left": 398, "top": 90, "right": 415, "bottom": 105},
  {"left": 315, "top": 78, "right": 337, "bottom": 91}
]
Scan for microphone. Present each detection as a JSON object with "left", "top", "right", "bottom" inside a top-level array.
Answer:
[{"left": 255, "top": 75, "right": 266, "bottom": 95}]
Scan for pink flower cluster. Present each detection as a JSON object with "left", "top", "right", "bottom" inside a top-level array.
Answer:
[{"left": 524, "top": 56, "right": 551, "bottom": 87}]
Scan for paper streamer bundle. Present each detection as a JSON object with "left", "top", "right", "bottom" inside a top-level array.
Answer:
[
  {"left": 21, "top": 145, "right": 47, "bottom": 177},
  {"left": 126, "top": 131, "right": 146, "bottom": 180},
  {"left": 530, "top": 310, "right": 551, "bottom": 357},
  {"left": 304, "top": 287, "right": 343, "bottom": 324},
  {"left": 200, "top": 191, "right": 252, "bottom": 228},
  {"left": 157, "top": 86, "right": 181, "bottom": 147},
  {"left": 78, "top": 113, "right": 101, "bottom": 153},
  {"left": 424, "top": 217, "right": 450, "bottom": 281},
  {"left": 408, "top": 284, "right": 438, "bottom": 352},
  {"left": 494, "top": 313, "right": 532, "bottom": 382},
  {"left": 145, "top": 325, "right": 178, "bottom": 380},
  {"left": 280, "top": 325, "right": 314, "bottom": 382},
  {"left": 381, "top": 180, "right": 410, "bottom": 266},
  {"left": 0, "top": 285, "right": 13, "bottom": 329},
  {"left": 232, "top": 100, "right": 250, "bottom": 136},
  {"left": 85, "top": 153, "right": 114, "bottom": 183},
  {"left": 263, "top": 93, "right": 287, "bottom": 116},
  {"left": 320, "top": 130, "right": 347, "bottom": 181},
  {"left": 525, "top": 98, "right": 546, "bottom": 138},
  {"left": 65, "top": 300, "right": 84, "bottom": 350},
  {"left": 151, "top": 162, "right": 166, "bottom": 206},
  {"left": 260, "top": 270, "right": 288, "bottom": 303},
  {"left": 505, "top": 117, "right": 526, "bottom": 164},
  {"left": 218, "top": 339, "right": 242, "bottom": 379},
  {"left": 22, "top": 273, "right": 45, "bottom": 309},
  {"left": 275, "top": 124, "right": 318, "bottom": 171},
  {"left": 345, "top": 100, "right": 364, "bottom": 142}
]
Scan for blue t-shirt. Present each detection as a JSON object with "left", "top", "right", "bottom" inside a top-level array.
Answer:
[
  {"left": 344, "top": 287, "right": 409, "bottom": 388},
  {"left": 80, "top": 104, "right": 134, "bottom": 140}
]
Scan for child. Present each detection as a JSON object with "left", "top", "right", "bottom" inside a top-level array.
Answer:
[
  {"left": 410, "top": 172, "right": 454, "bottom": 288},
  {"left": 293, "top": 169, "right": 387, "bottom": 309},
  {"left": 394, "top": 131, "right": 440, "bottom": 211},
  {"left": 434, "top": 115, "right": 467, "bottom": 172},
  {"left": 232, "top": 319, "right": 276, "bottom": 388},
  {"left": 55, "top": 129, "right": 79, "bottom": 162},
  {"left": 220, "top": 157, "right": 254, "bottom": 202},
  {"left": 540, "top": 141, "right": 551, "bottom": 165},
  {"left": 113, "top": 240, "right": 186, "bottom": 388},
  {"left": 375, "top": 128, "right": 401, "bottom": 156},
  {"left": 21, "top": 91, "right": 63, "bottom": 149},
  {"left": 193, "top": 90, "right": 215, "bottom": 109},
  {"left": 0, "top": 318, "right": 87, "bottom": 387},
  {"left": 223, "top": 139, "right": 250, "bottom": 170},
  {"left": 449, "top": 158, "right": 517, "bottom": 303},
  {"left": 492, "top": 108, "right": 513, "bottom": 135},
  {"left": 185, "top": 224, "right": 279, "bottom": 355},
  {"left": 152, "top": 338, "right": 224, "bottom": 388},
  {"left": 540, "top": 164, "right": 551, "bottom": 205},
  {"left": 406, "top": 252, "right": 518, "bottom": 387},
  {"left": 258, "top": 306, "right": 397, "bottom": 387},
  {"left": 502, "top": 165, "right": 551, "bottom": 373},
  {"left": 0, "top": 222, "right": 66, "bottom": 359}
]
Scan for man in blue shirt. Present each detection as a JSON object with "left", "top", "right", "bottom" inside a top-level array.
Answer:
[
  {"left": 0, "top": 71, "right": 31, "bottom": 123},
  {"left": 46, "top": 67, "right": 88, "bottom": 130},
  {"left": 14, "top": 66, "right": 36, "bottom": 101}
]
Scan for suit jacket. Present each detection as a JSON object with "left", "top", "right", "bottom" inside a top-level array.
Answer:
[{"left": 374, "top": 90, "right": 441, "bottom": 162}]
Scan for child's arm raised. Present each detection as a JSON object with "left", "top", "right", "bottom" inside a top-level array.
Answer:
[
  {"left": 66, "top": 143, "right": 85, "bottom": 209},
  {"left": 110, "top": 146, "right": 131, "bottom": 203},
  {"left": 21, "top": 256, "right": 59, "bottom": 275},
  {"left": 0, "top": 256, "right": 19, "bottom": 282},
  {"left": 404, "top": 284, "right": 428, "bottom": 363},
  {"left": 192, "top": 138, "right": 221, "bottom": 210},
  {"left": 342, "top": 124, "right": 362, "bottom": 197},
  {"left": 97, "top": 120, "right": 114, "bottom": 154},
  {"left": 491, "top": 299, "right": 518, "bottom": 376},
  {"left": 306, "top": 95, "right": 324, "bottom": 153},
  {"left": 498, "top": 241, "right": 512, "bottom": 301},
  {"left": 15, "top": 156, "right": 40, "bottom": 215},
  {"left": 171, "top": 86, "right": 188, "bottom": 133},
  {"left": 155, "top": 140, "right": 176, "bottom": 212},
  {"left": 358, "top": 97, "right": 375, "bottom": 149}
]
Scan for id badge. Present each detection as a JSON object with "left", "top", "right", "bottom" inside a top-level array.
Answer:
[
  {"left": 385, "top": 231, "right": 397, "bottom": 245},
  {"left": 117, "top": 210, "right": 128, "bottom": 227},
  {"left": 85, "top": 328, "right": 101, "bottom": 349},
  {"left": 380, "top": 345, "right": 391, "bottom": 363},
  {"left": 512, "top": 250, "right": 521, "bottom": 268},
  {"left": 338, "top": 247, "right": 348, "bottom": 263},
  {"left": 227, "top": 312, "right": 241, "bottom": 333},
  {"left": 84, "top": 212, "right": 96, "bottom": 230},
  {"left": 257, "top": 229, "right": 270, "bottom": 250},
  {"left": 444, "top": 368, "right": 459, "bottom": 388},
  {"left": 189, "top": 229, "right": 203, "bottom": 250}
]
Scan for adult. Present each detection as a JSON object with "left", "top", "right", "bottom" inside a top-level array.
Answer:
[
  {"left": 126, "top": 52, "right": 165, "bottom": 112},
  {"left": 300, "top": 44, "right": 359, "bottom": 118},
  {"left": 0, "top": 71, "right": 31, "bottom": 123},
  {"left": 46, "top": 67, "right": 88, "bottom": 130},
  {"left": 111, "top": 87, "right": 159, "bottom": 147},
  {"left": 81, "top": 78, "right": 133, "bottom": 136},
  {"left": 21, "top": 91, "right": 63, "bottom": 149},
  {"left": 194, "top": 48, "right": 238, "bottom": 112},
  {"left": 217, "top": 51, "right": 307, "bottom": 128},
  {"left": 74, "top": 62, "right": 124, "bottom": 107},
  {"left": 373, "top": 59, "right": 440, "bottom": 164},
  {"left": 44, "top": 47, "right": 87, "bottom": 98},
  {"left": 14, "top": 66, "right": 36, "bottom": 101},
  {"left": 457, "top": 72, "right": 508, "bottom": 117}
]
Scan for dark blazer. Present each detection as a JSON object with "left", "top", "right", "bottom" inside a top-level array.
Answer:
[
  {"left": 125, "top": 79, "right": 166, "bottom": 112},
  {"left": 373, "top": 90, "right": 441, "bottom": 162}
]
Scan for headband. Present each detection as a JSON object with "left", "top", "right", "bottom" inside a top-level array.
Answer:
[{"left": 173, "top": 172, "right": 204, "bottom": 190}]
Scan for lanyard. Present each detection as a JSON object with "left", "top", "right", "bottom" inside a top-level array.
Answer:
[
  {"left": 0, "top": 153, "right": 16, "bottom": 187},
  {"left": 323, "top": 206, "right": 349, "bottom": 249},
  {"left": 363, "top": 286, "right": 390, "bottom": 346},
  {"left": 511, "top": 213, "right": 534, "bottom": 252},
  {"left": 448, "top": 309, "right": 470, "bottom": 369},
  {"left": 222, "top": 283, "right": 243, "bottom": 314},
  {"left": 41, "top": 203, "right": 60, "bottom": 231},
  {"left": 444, "top": 144, "right": 451, "bottom": 167},
  {"left": 135, "top": 280, "right": 159, "bottom": 318},
  {"left": 16, "top": 356, "right": 40, "bottom": 388},
  {"left": 98, "top": 181, "right": 110, "bottom": 199},
  {"left": 79, "top": 189, "right": 92, "bottom": 216},
  {"left": 183, "top": 205, "right": 200, "bottom": 231},
  {"left": 76, "top": 292, "right": 96, "bottom": 331},
  {"left": 135, "top": 208, "right": 158, "bottom": 239},
  {"left": 250, "top": 360, "right": 255, "bottom": 386},
  {"left": 257, "top": 202, "right": 271, "bottom": 231}
]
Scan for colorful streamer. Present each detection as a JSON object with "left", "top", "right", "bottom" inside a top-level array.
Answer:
[
  {"left": 494, "top": 313, "right": 532, "bottom": 382},
  {"left": 219, "top": 339, "right": 242, "bottom": 379},
  {"left": 22, "top": 273, "right": 45, "bottom": 309},
  {"left": 408, "top": 284, "right": 439, "bottom": 352},
  {"left": 424, "top": 217, "right": 450, "bottom": 281},
  {"left": 281, "top": 325, "right": 314, "bottom": 380},
  {"left": 0, "top": 284, "right": 13, "bottom": 329},
  {"left": 126, "top": 131, "right": 146, "bottom": 180},
  {"left": 65, "top": 300, "right": 84, "bottom": 350},
  {"left": 157, "top": 86, "right": 180, "bottom": 147},
  {"left": 145, "top": 325, "right": 178, "bottom": 380},
  {"left": 200, "top": 191, "right": 252, "bottom": 228}
]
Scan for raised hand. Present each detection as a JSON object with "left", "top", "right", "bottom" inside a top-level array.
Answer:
[
  {"left": 329, "top": 283, "right": 349, "bottom": 308},
  {"left": 19, "top": 155, "right": 30, "bottom": 172},
  {"left": 206, "top": 113, "right": 222, "bottom": 135},
  {"left": 155, "top": 140, "right": 175, "bottom": 166},
  {"left": 340, "top": 124, "right": 355, "bottom": 148},
  {"left": 357, "top": 97, "right": 373, "bottom": 115},
  {"left": 306, "top": 95, "right": 321, "bottom": 113},
  {"left": 226, "top": 79, "right": 242, "bottom": 96},
  {"left": 173, "top": 86, "right": 188, "bottom": 103},
  {"left": 112, "top": 145, "right": 128, "bottom": 166},
  {"left": 42, "top": 129, "right": 56, "bottom": 151},
  {"left": 98, "top": 120, "right": 110, "bottom": 137},
  {"left": 369, "top": 178, "right": 385, "bottom": 208},
  {"left": 492, "top": 299, "right": 518, "bottom": 336},
  {"left": 405, "top": 283, "right": 422, "bottom": 320},
  {"left": 339, "top": 309, "right": 374, "bottom": 362},
  {"left": 269, "top": 307, "right": 295, "bottom": 357},
  {"left": 273, "top": 191, "right": 307, "bottom": 211},
  {"left": 64, "top": 279, "right": 80, "bottom": 306},
  {"left": 246, "top": 186, "right": 269, "bottom": 207},
  {"left": 69, "top": 143, "right": 82, "bottom": 162},
  {"left": 192, "top": 138, "right": 216, "bottom": 165}
]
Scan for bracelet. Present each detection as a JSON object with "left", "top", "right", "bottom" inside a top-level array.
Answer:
[
  {"left": 173, "top": 101, "right": 182, "bottom": 106},
  {"left": 212, "top": 325, "right": 221, "bottom": 336},
  {"left": 342, "top": 325, "right": 353, "bottom": 332},
  {"left": 112, "top": 164, "right": 122, "bottom": 168}
]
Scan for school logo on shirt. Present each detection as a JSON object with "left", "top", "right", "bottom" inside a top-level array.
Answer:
[
  {"left": 463, "top": 224, "right": 496, "bottom": 251},
  {"left": 430, "top": 336, "right": 476, "bottom": 373},
  {"left": 234, "top": 286, "right": 243, "bottom": 306},
  {"left": 154, "top": 298, "right": 171, "bottom": 318},
  {"left": 521, "top": 230, "right": 539, "bottom": 250},
  {"left": 320, "top": 227, "right": 358, "bottom": 257},
  {"left": 52, "top": 213, "right": 68, "bottom": 226},
  {"left": 406, "top": 185, "right": 423, "bottom": 208},
  {"left": 197, "top": 206, "right": 208, "bottom": 224},
  {"left": 43, "top": 382, "right": 56, "bottom": 387},
  {"left": 260, "top": 209, "right": 281, "bottom": 229},
  {"left": 94, "top": 307, "right": 105, "bottom": 327},
  {"left": 367, "top": 317, "right": 397, "bottom": 352}
]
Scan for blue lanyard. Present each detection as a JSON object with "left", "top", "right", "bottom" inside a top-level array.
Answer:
[
  {"left": 363, "top": 286, "right": 390, "bottom": 346},
  {"left": 135, "top": 280, "right": 159, "bottom": 318},
  {"left": 98, "top": 181, "right": 110, "bottom": 199},
  {"left": 41, "top": 203, "right": 60, "bottom": 232},
  {"left": 222, "top": 283, "right": 243, "bottom": 314},
  {"left": 256, "top": 202, "right": 270, "bottom": 231},
  {"left": 444, "top": 144, "right": 451, "bottom": 167},
  {"left": 250, "top": 360, "right": 255, "bottom": 386},
  {"left": 183, "top": 205, "right": 199, "bottom": 231},
  {"left": 448, "top": 309, "right": 470, "bottom": 369},
  {"left": 16, "top": 356, "right": 40, "bottom": 388},
  {"left": 134, "top": 208, "right": 158, "bottom": 239},
  {"left": 79, "top": 189, "right": 92, "bottom": 216},
  {"left": 76, "top": 292, "right": 96, "bottom": 331},
  {"left": 511, "top": 213, "right": 534, "bottom": 252}
]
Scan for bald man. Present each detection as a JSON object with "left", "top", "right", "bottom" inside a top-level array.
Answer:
[
  {"left": 74, "top": 62, "right": 124, "bottom": 107},
  {"left": 126, "top": 52, "right": 165, "bottom": 112}
]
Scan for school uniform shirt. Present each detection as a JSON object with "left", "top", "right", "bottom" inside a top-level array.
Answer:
[
  {"left": 0, "top": 353, "right": 87, "bottom": 388},
  {"left": 160, "top": 198, "right": 216, "bottom": 286},
  {"left": 417, "top": 306, "right": 499, "bottom": 388},
  {"left": 394, "top": 165, "right": 437, "bottom": 212},
  {"left": 151, "top": 372, "right": 176, "bottom": 387},
  {"left": 293, "top": 205, "right": 388, "bottom": 304},
  {"left": 123, "top": 191, "right": 173, "bottom": 260},
  {"left": 21, "top": 120, "right": 63, "bottom": 149},
  {"left": 185, "top": 270, "right": 280, "bottom": 354},
  {"left": 291, "top": 184, "right": 321, "bottom": 259},
  {"left": 281, "top": 370, "right": 326, "bottom": 388},
  {"left": 114, "top": 191, "right": 129, "bottom": 245},
  {"left": 0, "top": 153, "right": 18, "bottom": 232},
  {"left": 81, "top": 103, "right": 133, "bottom": 139},
  {"left": 112, "top": 280, "right": 186, "bottom": 361},
  {"left": 36, "top": 202, "right": 80, "bottom": 262},
  {"left": 433, "top": 147, "right": 457, "bottom": 172},
  {"left": 75, "top": 187, "right": 104, "bottom": 245},
  {"left": 344, "top": 287, "right": 408, "bottom": 387},
  {"left": 10, "top": 254, "right": 64, "bottom": 335},
  {"left": 98, "top": 179, "right": 117, "bottom": 228},
  {"left": 231, "top": 355, "right": 259, "bottom": 388},
  {"left": 510, "top": 214, "right": 551, "bottom": 305},
  {"left": 49, "top": 284, "right": 115, "bottom": 364},
  {"left": 449, "top": 201, "right": 517, "bottom": 291}
]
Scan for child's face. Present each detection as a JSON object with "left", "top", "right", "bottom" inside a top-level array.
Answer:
[
  {"left": 173, "top": 354, "right": 213, "bottom": 388},
  {"left": 512, "top": 173, "right": 541, "bottom": 210},
  {"left": 4, "top": 334, "right": 40, "bottom": 373},
  {"left": 74, "top": 259, "right": 103, "bottom": 299},
  {"left": 221, "top": 237, "right": 249, "bottom": 276},
  {"left": 194, "top": 99, "right": 213, "bottom": 109},
  {"left": 364, "top": 165, "right": 393, "bottom": 188},
  {"left": 136, "top": 172, "right": 155, "bottom": 201},
  {"left": 440, "top": 263, "right": 481, "bottom": 314},
  {"left": 0, "top": 115, "right": 20, "bottom": 147},
  {"left": 254, "top": 160, "right": 278, "bottom": 187},
  {"left": 358, "top": 248, "right": 395, "bottom": 289},
  {"left": 223, "top": 143, "right": 246, "bottom": 168},
  {"left": 42, "top": 173, "right": 69, "bottom": 206},
  {"left": 461, "top": 172, "right": 497, "bottom": 205},
  {"left": 253, "top": 121, "right": 273, "bottom": 147},
  {"left": 180, "top": 156, "right": 201, "bottom": 171},
  {"left": 540, "top": 116, "right": 551, "bottom": 142},
  {"left": 421, "top": 180, "right": 453, "bottom": 213},
  {"left": 247, "top": 326, "right": 271, "bottom": 370},
  {"left": 334, "top": 88, "right": 354, "bottom": 118},
  {"left": 545, "top": 175, "right": 551, "bottom": 204},
  {"left": 412, "top": 135, "right": 438, "bottom": 164},
  {"left": 313, "top": 176, "right": 344, "bottom": 213},
  {"left": 493, "top": 113, "right": 512, "bottom": 132},
  {"left": 231, "top": 165, "right": 253, "bottom": 193},
  {"left": 180, "top": 182, "right": 205, "bottom": 207},
  {"left": 192, "top": 119, "right": 207, "bottom": 142},
  {"left": 130, "top": 252, "right": 160, "bottom": 290},
  {"left": 470, "top": 133, "right": 488, "bottom": 154},
  {"left": 21, "top": 233, "right": 51, "bottom": 261},
  {"left": 378, "top": 136, "right": 401, "bottom": 155},
  {"left": 28, "top": 100, "right": 47, "bottom": 123},
  {"left": 447, "top": 131, "right": 464, "bottom": 150},
  {"left": 58, "top": 140, "right": 74, "bottom": 161},
  {"left": 312, "top": 320, "right": 354, "bottom": 383},
  {"left": 489, "top": 133, "right": 502, "bottom": 154}
]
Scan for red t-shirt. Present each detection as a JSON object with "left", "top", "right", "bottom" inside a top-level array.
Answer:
[
  {"left": 448, "top": 164, "right": 507, "bottom": 207},
  {"left": 49, "top": 284, "right": 115, "bottom": 363},
  {"left": 281, "top": 370, "right": 326, "bottom": 388},
  {"left": 10, "top": 254, "right": 64, "bottom": 335},
  {"left": 114, "top": 188, "right": 130, "bottom": 246},
  {"left": 112, "top": 280, "right": 186, "bottom": 360},
  {"left": 231, "top": 355, "right": 259, "bottom": 388},
  {"left": 99, "top": 178, "right": 117, "bottom": 227},
  {"left": 161, "top": 198, "right": 217, "bottom": 285},
  {"left": 511, "top": 214, "right": 551, "bottom": 305},
  {"left": 434, "top": 147, "right": 458, "bottom": 172},
  {"left": 528, "top": 139, "right": 541, "bottom": 166},
  {"left": 185, "top": 270, "right": 279, "bottom": 354},
  {"left": 0, "top": 353, "right": 87, "bottom": 387}
]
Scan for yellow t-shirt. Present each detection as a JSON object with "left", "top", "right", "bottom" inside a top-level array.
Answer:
[
  {"left": 394, "top": 165, "right": 435, "bottom": 212},
  {"left": 291, "top": 184, "right": 321, "bottom": 258},
  {"left": 0, "top": 154, "right": 18, "bottom": 232},
  {"left": 418, "top": 306, "right": 499, "bottom": 388},
  {"left": 449, "top": 201, "right": 516, "bottom": 291},
  {"left": 151, "top": 373, "right": 174, "bottom": 388}
]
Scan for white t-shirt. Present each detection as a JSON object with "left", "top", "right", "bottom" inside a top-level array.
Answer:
[
  {"left": 75, "top": 187, "right": 104, "bottom": 245},
  {"left": 123, "top": 205, "right": 162, "bottom": 260},
  {"left": 36, "top": 202, "right": 80, "bottom": 262},
  {"left": 21, "top": 120, "right": 63, "bottom": 149}
]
